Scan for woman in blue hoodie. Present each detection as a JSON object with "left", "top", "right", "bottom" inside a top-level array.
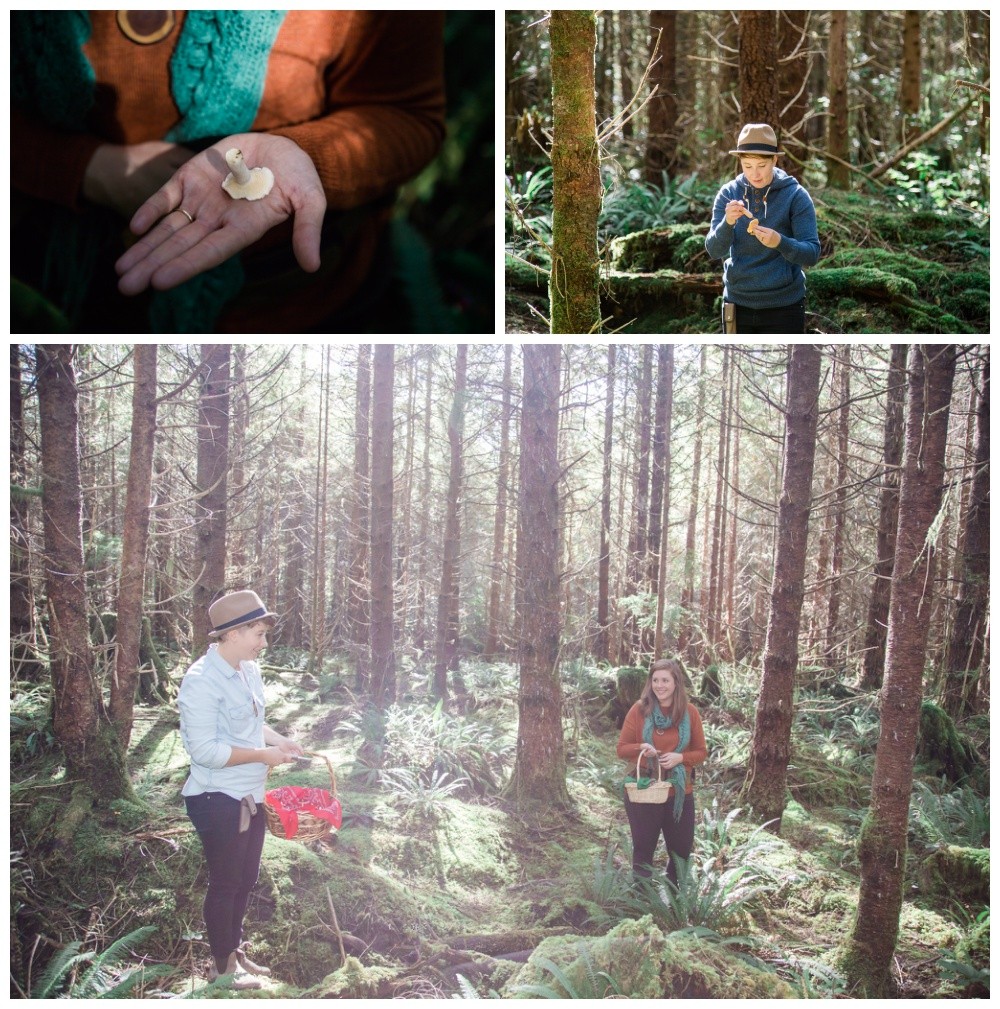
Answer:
[{"left": 705, "top": 124, "right": 820, "bottom": 334}]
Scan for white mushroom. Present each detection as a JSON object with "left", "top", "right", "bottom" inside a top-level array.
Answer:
[{"left": 221, "top": 148, "right": 274, "bottom": 201}]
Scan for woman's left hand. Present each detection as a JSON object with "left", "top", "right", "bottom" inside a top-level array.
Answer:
[
  {"left": 277, "top": 738, "right": 306, "bottom": 758},
  {"left": 115, "top": 132, "right": 326, "bottom": 295},
  {"left": 751, "top": 224, "right": 782, "bottom": 249},
  {"left": 658, "top": 752, "right": 684, "bottom": 770}
]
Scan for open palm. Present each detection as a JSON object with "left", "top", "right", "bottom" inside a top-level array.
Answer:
[{"left": 116, "top": 133, "right": 326, "bottom": 295}]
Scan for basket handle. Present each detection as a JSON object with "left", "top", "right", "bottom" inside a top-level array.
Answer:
[
  {"left": 635, "top": 750, "right": 663, "bottom": 781},
  {"left": 265, "top": 749, "right": 337, "bottom": 798}
]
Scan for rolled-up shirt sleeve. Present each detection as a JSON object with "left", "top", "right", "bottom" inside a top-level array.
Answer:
[{"left": 178, "top": 672, "right": 233, "bottom": 769}]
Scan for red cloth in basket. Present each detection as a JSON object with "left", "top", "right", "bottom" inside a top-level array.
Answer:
[{"left": 265, "top": 785, "right": 342, "bottom": 839}]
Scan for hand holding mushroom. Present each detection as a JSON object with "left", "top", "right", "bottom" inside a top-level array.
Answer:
[{"left": 115, "top": 133, "right": 326, "bottom": 295}]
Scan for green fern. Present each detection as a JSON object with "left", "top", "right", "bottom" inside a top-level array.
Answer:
[
  {"left": 509, "top": 948, "right": 623, "bottom": 999},
  {"left": 31, "top": 925, "right": 174, "bottom": 999}
]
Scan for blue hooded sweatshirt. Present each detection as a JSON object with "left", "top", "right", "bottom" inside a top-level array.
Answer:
[{"left": 705, "top": 167, "right": 820, "bottom": 310}]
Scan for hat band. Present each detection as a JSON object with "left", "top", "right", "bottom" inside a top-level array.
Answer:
[
  {"left": 212, "top": 606, "right": 269, "bottom": 633},
  {"left": 736, "top": 143, "right": 778, "bottom": 153}
]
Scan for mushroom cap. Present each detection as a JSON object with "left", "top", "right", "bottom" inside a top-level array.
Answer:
[{"left": 222, "top": 165, "right": 275, "bottom": 201}]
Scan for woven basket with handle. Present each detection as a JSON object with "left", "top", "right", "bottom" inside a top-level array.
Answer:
[
  {"left": 624, "top": 753, "right": 673, "bottom": 805},
  {"left": 264, "top": 750, "right": 339, "bottom": 843}
]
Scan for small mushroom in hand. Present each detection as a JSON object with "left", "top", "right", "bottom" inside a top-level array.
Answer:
[
  {"left": 747, "top": 218, "right": 760, "bottom": 236},
  {"left": 221, "top": 148, "right": 274, "bottom": 201}
]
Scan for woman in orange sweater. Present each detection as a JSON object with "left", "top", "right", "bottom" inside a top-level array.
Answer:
[{"left": 617, "top": 658, "right": 707, "bottom": 883}]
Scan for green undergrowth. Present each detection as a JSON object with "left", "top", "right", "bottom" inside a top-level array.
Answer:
[{"left": 10, "top": 656, "right": 989, "bottom": 998}]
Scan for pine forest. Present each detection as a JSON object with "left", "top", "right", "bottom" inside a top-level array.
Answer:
[
  {"left": 9, "top": 342, "right": 990, "bottom": 998},
  {"left": 505, "top": 10, "right": 990, "bottom": 334}
]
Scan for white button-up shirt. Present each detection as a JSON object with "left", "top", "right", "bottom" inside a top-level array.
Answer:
[{"left": 178, "top": 644, "right": 267, "bottom": 801}]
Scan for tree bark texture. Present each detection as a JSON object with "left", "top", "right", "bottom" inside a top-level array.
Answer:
[
  {"left": 901, "top": 11, "right": 922, "bottom": 142},
  {"left": 10, "top": 346, "right": 34, "bottom": 649},
  {"left": 645, "top": 12, "right": 678, "bottom": 183},
  {"left": 824, "top": 346, "right": 850, "bottom": 664},
  {"left": 777, "top": 9, "right": 810, "bottom": 179},
  {"left": 742, "top": 344, "right": 822, "bottom": 830},
  {"left": 370, "top": 344, "right": 396, "bottom": 706},
  {"left": 351, "top": 346, "right": 371, "bottom": 688},
  {"left": 707, "top": 347, "right": 730, "bottom": 651},
  {"left": 680, "top": 347, "right": 706, "bottom": 658},
  {"left": 37, "top": 345, "right": 132, "bottom": 800},
  {"left": 738, "top": 11, "right": 779, "bottom": 126},
  {"left": 942, "top": 354, "right": 989, "bottom": 716},
  {"left": 435, "top": 345, "right": 467, "bottom": 700},
  {"left": 507, "top": 345, "right": 569, "bottom": 806},
  {"left": 653, "top": 346, "right": 674, "bottom": 658},
  {"left": 486, "top": 346, "right": 513, "bottom": 658},
  {"left": 548, "top": 10, "right": 602, "bottom": 334},
  {"left": 192, "top": 344, "right": 230, "bottom": 659},
  {"left": 596, "top": 344, "right": 615, "bottom": 662},
  {"left": 860, "top": 344, "right": 907, "bottom": 690},
  {"left": 647, "top": 345, "right": 671, "bottom": 589},
  {"left": 826, "top": 11, "right": 850, "bottom": 188},
  {"left": 110, "top": 344, "right": 158, "bottom": 746},
  {"left": 842, "top": 345, "right": 956, "bottom": 998}
]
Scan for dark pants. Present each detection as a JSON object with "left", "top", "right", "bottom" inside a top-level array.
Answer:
[
  {"left": 723, "top": 299, "right": 806, "bottom": 334},
  {"left": 624, "top": 792, "right": 695, "bottom": 884},
  {"left": 185, "top": 792, "right": 266, "bottom": 968}
]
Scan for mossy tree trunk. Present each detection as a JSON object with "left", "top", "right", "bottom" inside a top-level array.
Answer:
[
  {"left": 942, "top": 354, "right": 989, "bottom": 717},
  {"left": 860, "top": 344, "right": 907, "bottom": 690},
  {"left": 350, "top": 345, "right": 371, "bottom": 689},
  {"left": 192, "top": 344, "right": 230, "bottom": 659},
  {"left": 485, "top": 345, "right": 513, "bottom": 659},
  {"left": 841, "top": 346, "right": 957, "bottom": 998},
  {"left": 36, "top": 345, "right": 133, "bottom": 802},
  {"left": 595, "top": 344, "right": 615, "bottom": 662},
  {"left": 652, "top": 346, "right": 674, "bottom": 658},
  {"left": 824, "top": 346, "right": 850, "bottom": 665},
  {"left": 826, "top": 11, "right": 850, "bottom": 187},
  {"left": 109, "top": 345, "right": 158, "bottom": 747},
  {"left": 548, "top": 10, "right": 602, "bottom": 335},
  {"left": 370, "top": 344, "right": 396, "bottom": 707},
  {"left": 505, "top": 346, "right": 569, "bottom": 807},
  {"left": 741, "top": 345, "right": 821, "bottom": 831}
]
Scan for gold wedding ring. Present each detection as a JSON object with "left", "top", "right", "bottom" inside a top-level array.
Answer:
[{"left": 178, "top": 208, "right": 194, "bottom": 224}]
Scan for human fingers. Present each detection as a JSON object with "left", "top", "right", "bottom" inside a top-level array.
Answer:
[
  {"left": 290, "top": 187, "right": 327, "bottom": 274},
  {"left": 147, "top": 224, "right": 250, "bottom": 291},
  {"left": 116, "top": 211, "right": 210, "bottom": 295},
  {"left": 129, "top": 175, "right": 187, "bottom": 237}
]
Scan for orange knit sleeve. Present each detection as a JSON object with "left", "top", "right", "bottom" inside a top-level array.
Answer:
[
  {"left": 269, "top": 12, "right": 446, "bottom": 210},
  {"left": 682, "top": 704, "right": 708, "bottom": 770},
  {"left": 616, "top": 703, "right": 648, "bottom": 767}
]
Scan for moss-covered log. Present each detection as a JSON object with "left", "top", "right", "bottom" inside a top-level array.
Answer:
[
  {"left": 918, "top": 845, "right": 989, "bottom": 902},
  {"left": 917, "top": 700, "right": 978, "bottom": 781}
]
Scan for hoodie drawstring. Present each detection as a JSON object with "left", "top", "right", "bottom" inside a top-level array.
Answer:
[{"left": 743, "top": 182, "right": 771, "bottom": 219}]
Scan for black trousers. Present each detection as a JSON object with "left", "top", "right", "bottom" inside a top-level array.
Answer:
[
  {"left": 723, "top": 298, "right": 806, "bottom": 334},
  {"left": 185, "top": 792, "right": 266, "bottom": 967},
  {"left": 624, "top": 792, "right": 695, "bottom": 884}
]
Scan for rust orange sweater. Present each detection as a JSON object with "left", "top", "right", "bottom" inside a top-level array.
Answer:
[
  {"left": 12, "top": 11, "right": 446, "bottom": 332},
  {"left": 616, "top": 701, "right": 707, "bottom": 793}
]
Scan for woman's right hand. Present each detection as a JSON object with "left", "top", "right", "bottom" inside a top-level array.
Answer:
[
  {"left": 639, "top": 743, "right": 658, "bottom": 759},
  {"left": 260, "top": 746, "right": 295, "bottom": 767},
  {"left": 724, "top": 199, "right": 748, "bottom": 226}
]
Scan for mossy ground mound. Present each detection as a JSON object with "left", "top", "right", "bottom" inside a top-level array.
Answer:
[{"left": 506, "top": 186, "right": 988, "bottom": 333}]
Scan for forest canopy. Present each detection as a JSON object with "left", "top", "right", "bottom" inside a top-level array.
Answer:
[{"left": 505, "top": 10, "right": 990, "bottom": 334}]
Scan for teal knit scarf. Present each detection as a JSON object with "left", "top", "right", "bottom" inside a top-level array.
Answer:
[
  {"left": 12, "top": 11, "right": 288, "bottom": 333},
  {"left": 642, "top": 704, "right": 690, "bottom": 822}
]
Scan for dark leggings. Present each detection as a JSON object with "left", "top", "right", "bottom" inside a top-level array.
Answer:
[
  {"left": 624, "top": 792, "right": 695, "bottom": 884},
  {"left": 185, "top": 792, "right": 266, "bottom": 968},
  {"left": 723, "top": 299, "right": 806, "bottom": 334}
]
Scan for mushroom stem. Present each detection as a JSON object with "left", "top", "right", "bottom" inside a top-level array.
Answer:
[{"left": 226, "top": 149, "right": 252, "bottom": 186}]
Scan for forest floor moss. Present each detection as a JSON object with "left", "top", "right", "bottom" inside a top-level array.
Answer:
[
  {"left": 10, "top": 657, "right": 987, "bottom": 998},
  {"left": 506, "top": 185, "right": 988, "bottom": 334}
]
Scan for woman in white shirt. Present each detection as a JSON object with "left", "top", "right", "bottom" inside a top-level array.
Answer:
[{"left": 178, "top": 591, "right": 303, "bottom": 988}]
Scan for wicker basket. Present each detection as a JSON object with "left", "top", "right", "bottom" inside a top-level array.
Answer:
[
  {"left": 264, "top": 750, "right": 340, "bottom": 843},
  {"left": 624, "top": 753, "right": 673, "bottom": 805}
]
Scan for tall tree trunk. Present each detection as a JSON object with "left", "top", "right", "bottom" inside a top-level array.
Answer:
[
  {"left": 826, "top": 11, "right": 850, "bottom": 188},
  {"left": 860, "top": 344, "right": 908, "bottom": 690},
  {"left": 626, "top": 346, "right": 653, "bottom": 658},
  {"left": 739, "top": 11, "right": 779, "bottom": 125},
  {"left": 778, "top": 9, "right": 810, "bottom": 179},
  {"left": 741, "top": 345, "right": 822, "bottom": 830},
  {"left": 596, "top": 344, "right": 615, "bottom": 661},
  {"left": 647, "top": 345, "right": 670, "bottom": 589},
  {"left": 370, "top": 345, "right": 396, "bottom": 707},
  {"left": 350, "top": 346, "right": 372, "bottom": 688},
  {"left": 37, "top": 345, "right": 132, "bottom": 802},
  {"left": 192, "top": 345, "right": 230, "bottom": 658},
  {"left": 505, "top": 345, "right": 569, "bottom": 807},
  {"left": 618, "top": 11, "right": 634, "bottom": 140},
  {"left": 415, "top": 352, "right": 435, "bottom": 652},
  {"left": 824, "top": 346, "right": 850, "bottom": 665},
  {"left": 486, "top": 345, "right": 514, "bottom": 659},
  {"left": 11, "top": 346, "right": 37, "bottom": 675},
  {"left": 707, "top": 347, "right": 730, "bottom": 653},
  {"left": 109, "top": 345, "right": 158, "bottom": 746},
  {"left": 229, "top": 347, "right": 249, "bottom": 581},
  {"left": 435, "top": 345, "right": 467, "bottom": 702},
  {"left": 645, "top": 12, "right": 678, "bottom": 183},
  {"left": 942, "top": 354, "right": 989, "bottom": 716},
  {"left": 725, "top": 363, "right": 742, "bottom": 655},
  {"left": 680, "top": 347, "right": 706, "bottom": 658},
  {"left": 841, "top": 346, "right": 956, "bottom": 998},
  {"left": 901, "top": 11, "right": 922, "bottom": 143},
  {"left": 308, "top": 347, "right": 332, "bottom": 675},
  {"left": 653, "top": 346, "right": 675, "bottom": 658},
  {"left": 549, "top": 10, "right": 602, "bottom": 334}
]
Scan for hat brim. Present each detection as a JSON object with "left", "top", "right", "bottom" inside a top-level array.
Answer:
[
  {"left": 208, "top": 612, "right": 277, "bottom": 637},
  {"left": 730, "top": 147, "right": 782, "bottom": 156}
]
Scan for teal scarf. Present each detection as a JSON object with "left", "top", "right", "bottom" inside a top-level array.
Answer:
[
  {"left": 12, "top": 11, "right": 288, "bottom": 333},
  {"left": 641, "top": 704, "right": 690, "bottom": 822}
]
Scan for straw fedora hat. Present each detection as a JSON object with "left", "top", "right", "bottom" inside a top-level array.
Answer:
[
  {"left": 207, "top": 590, "right": 277, "bottom": 637},
  {"left": 729, "top": 123, "right": 783, "bottom": 156}
]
